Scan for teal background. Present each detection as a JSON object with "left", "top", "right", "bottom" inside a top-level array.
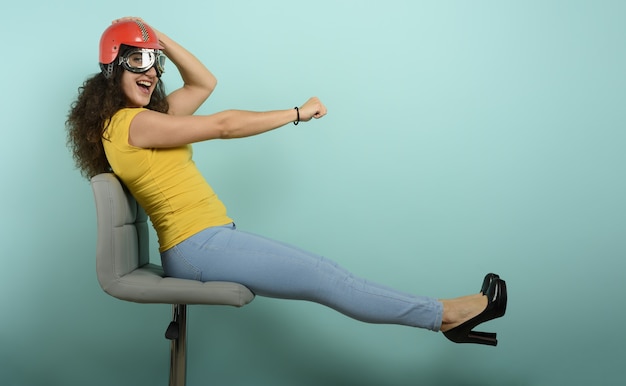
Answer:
[{"left": 1, "top": 0, "right": 624, "bottom": 385}]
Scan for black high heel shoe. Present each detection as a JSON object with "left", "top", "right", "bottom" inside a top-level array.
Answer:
[
  {"left": 481, "top": 273, "right": 500, "bottom": 293},
  {"left": 443, "top": 278, "right": 507, "bottom": 346}
]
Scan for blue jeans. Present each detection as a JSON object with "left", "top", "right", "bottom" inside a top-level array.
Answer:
[{"left": 161, "top": 223, "right": 443, "bottom": 331}]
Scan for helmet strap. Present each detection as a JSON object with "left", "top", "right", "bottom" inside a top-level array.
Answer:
[{"left": 100, "top": 63, "right": 115, "bottom": 79}]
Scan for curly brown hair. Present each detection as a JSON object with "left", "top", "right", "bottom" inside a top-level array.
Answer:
[{"left": 66, "top": 56, "right": 169, "bottom": 179}]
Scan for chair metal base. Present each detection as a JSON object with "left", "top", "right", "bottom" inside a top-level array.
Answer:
[{"left": 166, "top": 304, "right": 188, "bottom": 386}]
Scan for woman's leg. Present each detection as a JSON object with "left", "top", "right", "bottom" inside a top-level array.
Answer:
[{"left": 161, "top": 224, "right": 443, "bottom": 331}]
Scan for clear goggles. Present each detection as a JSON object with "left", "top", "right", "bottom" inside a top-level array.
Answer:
[{"left": 118, "top": 48, "right": 166, "bottom": 77}]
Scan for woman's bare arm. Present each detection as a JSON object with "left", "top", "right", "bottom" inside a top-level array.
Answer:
[{"left": 128, "top": 97, "right": 327, "bottom": 148}]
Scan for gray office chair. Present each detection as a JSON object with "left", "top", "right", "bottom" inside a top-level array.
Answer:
[{"left": 91, "top": 173, "right": 255, "bottom": 386}]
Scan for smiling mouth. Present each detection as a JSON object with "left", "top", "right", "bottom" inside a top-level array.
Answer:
[{"left": 137, "top": 80, "right": 152, "bottom": 92}]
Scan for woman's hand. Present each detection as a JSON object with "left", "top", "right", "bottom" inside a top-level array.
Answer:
[
  {"left": 112, "top": 17, "right": 164, "bottom": 44},
  {"left": 298, "top": 97, "right": 327, "bottom": 122}
]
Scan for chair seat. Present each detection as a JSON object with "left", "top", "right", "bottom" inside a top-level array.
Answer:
[{"left": 102, "top": 263, "right": 255, "bottom": 306}]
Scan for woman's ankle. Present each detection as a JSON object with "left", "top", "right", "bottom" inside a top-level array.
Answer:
[{"left": 439, "top": 294, "right": 487, "bottom": 332}]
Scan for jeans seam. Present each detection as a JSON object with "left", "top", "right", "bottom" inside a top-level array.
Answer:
[{"left": 167, "top": 245, "right": 202, "bottom": 281}]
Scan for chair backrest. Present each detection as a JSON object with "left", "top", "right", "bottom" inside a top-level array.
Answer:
[
  {"left": 90, "top": 173, "right": 255, "bottom": 306},
  {"left": 91, "top": 173, "right": 150, "bottom": 292}
]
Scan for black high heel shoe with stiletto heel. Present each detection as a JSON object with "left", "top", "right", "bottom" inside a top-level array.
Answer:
[{"left": 444, "top": 277, "right": 507, "bottom": 346}]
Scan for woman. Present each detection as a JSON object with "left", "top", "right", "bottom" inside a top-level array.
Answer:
[{"left": 67, "top": 18, "right": 507, "bottom": 346}]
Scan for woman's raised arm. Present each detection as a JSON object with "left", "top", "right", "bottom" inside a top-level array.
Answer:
[{"left": 113, "top": 17, "right": 217, "bottom": 116}]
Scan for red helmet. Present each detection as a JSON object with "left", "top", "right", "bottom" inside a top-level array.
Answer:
[{"left": 99, "top": 20, "right": 163, "bottom": 65}]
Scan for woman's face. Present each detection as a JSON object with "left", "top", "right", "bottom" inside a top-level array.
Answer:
[{"left": 120, "top": 66, "right": 158, "bottom": 108}]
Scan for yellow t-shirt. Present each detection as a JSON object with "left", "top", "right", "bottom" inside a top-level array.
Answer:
[{"left": 103, "top": 108, "right": 233, "bottom": 252}]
